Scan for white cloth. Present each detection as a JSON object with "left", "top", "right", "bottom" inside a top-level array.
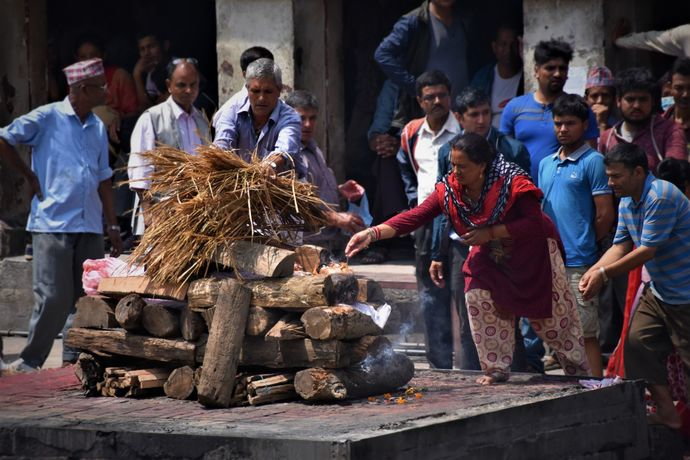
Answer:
[
  {"left": 616, "top": 25, "right": 690, "bottom": 58},
  {"left": 128, "top": 98, "right": 204, "bottom": 190},
  {"left": 491, "top": 65, "right": 522, "bottom": 129},
  {"left": 414, "top": 114, "right": 461, "bottom": 205}
]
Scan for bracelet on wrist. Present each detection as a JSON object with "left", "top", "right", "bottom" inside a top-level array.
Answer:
[
  {"left": 108, "top": 224, "right": 121, "bottom": 232},
  {"left": 598, "top": 266, "right": 609, "bottom": 283}
]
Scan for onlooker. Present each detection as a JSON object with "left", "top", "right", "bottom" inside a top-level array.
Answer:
[
  {"left": 500, "top": 39, "right": 599, "bottom": 182},
  {"left": 133, "top": 30, "right": 170, "bottom": 112},
  {"left": 128, "top": 59, "right": 211, "bottom": 235},
  {"left": 539, "top": 94, "right": 615, "bottom": 377},
  {"left": 0, "top": 58, "right": 122, "bottom": 372},
  {"left": 663, "top": 57, "right": 690, "bottom": 153},
  {"left": 374, "top": 0, "right": 477, "bottom": 129},
  {"left": 616, "top": 24, "right": 690, "bottom": 58},
  {"left": 598, "top": 68, "right": 687, "bottom": 174},
  {"left": 584, "top": 66, "right": 619, "bottom": 133},
  {"left": 470, "top": 23, "right": 524, "bottom": 129},
  {"left": 431, "top": 87, "right": 530, "bottom": 371},
  {"left": 212, "top": 46, "right": 274, "bottom": 130},
  {"left": 398, "top": 70, "right": 460, "bottom": 369},
  {"left": 213, "top": 59, "right": 301, "bottom": 174},
  {"left": 658, "top": 157, "right": 690, "bottom": 197},
  {"left": 285, "top": 90, "right": 365, "bottom": 254},
  {"left": 580, "top": 143, "right": 690, "bottom": 429}
]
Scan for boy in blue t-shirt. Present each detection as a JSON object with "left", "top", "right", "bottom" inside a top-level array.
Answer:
[
  {"left": 539, "top": 94, "right": 615, "bottom": 377},
  {"left": 501, "top": 39, "right": 599, "bottom": 182}
]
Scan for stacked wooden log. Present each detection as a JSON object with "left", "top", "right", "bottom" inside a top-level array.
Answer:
[{"left": 67, "top": 242, "right": 413, "bottom": 408}]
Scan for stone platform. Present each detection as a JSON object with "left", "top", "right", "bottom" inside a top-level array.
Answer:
[{"left": 0, "top": 367, "right": 649, "bottom": 459}]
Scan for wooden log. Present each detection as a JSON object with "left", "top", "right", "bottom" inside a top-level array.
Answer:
[
  {"left": 356, "top": 278, "right": 386, "bottom": 305},
  {"left": 187, "top": 274, "right": 232, "bottom": 309},
  {"left": 246, "top": 306, "right": 283, "bottom": 336},
  {"left": 294, "top": 351, "right": 414, "bottom": 401},
  {"left": 246, "top": 373, "right": 297, "bottom": 406},
  {"left": 73, "top": 296, "right": 118, "bottom": 329},
  {"left": 65, "top": 328, "right": 197, "bottom": 365},
  {"left": 265, "top": 313, "right": 306, "bottom": 341},
  {"left": 294, "top": 245, "right": 327, "bottom": 273},
  {"left": 142, "top": 304, "right": 180, "bottom": 338},
  {"left": 98, "top": 276, "right": 188, "bottom": 301},
  {"left": 301, "top": 305, "right": 383, "bottom": 340},
  {"left": 197, "top": 279, "right": 252, "bottom": 408},
  {"left": 199, "top": 307, "right": 215, "bottom": 330},
  {"left": 214, "top": 240, "right": 295, "bottom": 278},
  {"left": 246, "top": 273, "right": 359, "bottom": 310},
  {"left": 164, "top": 366, "right": 196, "bottom": 400},
  {"left": 115, "top": 294, "right": 146, "bottom": 331},
  {"left": 180, "top": 308, "right": 206, "bottom": 342}
]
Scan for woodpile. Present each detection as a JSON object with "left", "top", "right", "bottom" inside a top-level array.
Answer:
[{"left": 67, "top": 242, "right": 413, "bottom": 408}]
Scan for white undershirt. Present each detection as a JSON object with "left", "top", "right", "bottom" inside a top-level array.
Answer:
[
  {"left": 491, "top": 65, "right": 522, "bottom": 129},
  {"left": 415, "top": 114, "right": 461, "bottom": 205}
]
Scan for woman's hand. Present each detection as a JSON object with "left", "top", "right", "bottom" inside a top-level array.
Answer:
[
  {"left": 345, "top": 229, "right": 373, "bottom": 258},
  {"left": 429, "top": 261, "right": 445, "bottom": 288},
  {"left": 460, "top": 227, "right": 492, "bottom": 246}
]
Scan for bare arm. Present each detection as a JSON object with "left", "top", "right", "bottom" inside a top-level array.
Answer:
[
  {"left": 593, "top": 194, "right": 616, "bottom": 242},
  {"left": 98, "top": 179, "right": 123, "bottom": 257}
]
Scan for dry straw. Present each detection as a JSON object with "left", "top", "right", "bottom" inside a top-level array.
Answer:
[{"left": 129, "top": 145, "right": 328, "bottom": 285}]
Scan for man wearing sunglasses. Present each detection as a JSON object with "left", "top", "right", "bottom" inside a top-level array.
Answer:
[{"left": 0, "top": 58, "right": 122, "bottom": 373}]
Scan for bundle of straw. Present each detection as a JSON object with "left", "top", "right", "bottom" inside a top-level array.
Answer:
[{"left": 129, "top": 145, "right": 328, "bottom": 285}]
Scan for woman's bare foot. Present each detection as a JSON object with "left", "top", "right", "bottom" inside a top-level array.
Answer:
[
  {"left": 648, "top": 408, "right": 682, "bottom": 430},
  {"left": 476, "top": 372, "right": 508, "bottom": 385}
]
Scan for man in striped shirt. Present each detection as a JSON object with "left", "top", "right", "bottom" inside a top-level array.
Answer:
[{"left": 580, "top": 143, "right": 690, "bottom": 429}]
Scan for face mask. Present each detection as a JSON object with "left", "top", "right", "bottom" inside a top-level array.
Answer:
[{"left": 661, "top": 96, "right": 674, "bottom": 111}]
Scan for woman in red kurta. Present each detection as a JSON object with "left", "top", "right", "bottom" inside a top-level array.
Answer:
[{"left": 346, "top": 133, "right": 590, "bottom": 384}]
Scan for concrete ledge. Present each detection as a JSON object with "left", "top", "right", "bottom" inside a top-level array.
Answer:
[{"left": 0, "top": 368, "right": 649, "bottom": 459}]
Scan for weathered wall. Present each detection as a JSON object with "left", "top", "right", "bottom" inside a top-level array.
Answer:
[
  {"left": 522, "top": 0, "right": 605, "bottom": 94},
  {"left": 293, "top": 0, "right": 345, "bottom": 181},
  {"left": 0, "top": 257, "right": 33, "bottom": 331},
  {"left": 0, "top": 0, "right": 46, "bottom": 228},
  {"left": 215, "top": 0, "right": 295, "bottom": 103}
]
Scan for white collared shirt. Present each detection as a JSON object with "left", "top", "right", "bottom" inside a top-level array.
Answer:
[{"left": 415, "top": 113, "right": 461, "bottom": 205}]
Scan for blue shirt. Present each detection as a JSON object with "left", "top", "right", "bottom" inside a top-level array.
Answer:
[
  {"left": 213, "top": 98, "right": 302, "bottom": 172},
  {"left": 500, "top": 93, "right": 599, "bottom": 182},
  {"left": 614, "top": 175, "right": 690, "bottom": 304},
  {"left": 211, "top": 86, "right": 248, "bottom": 129},
  {"left": 0, "top": 98, "right": 111, "bottom": 234},
  {"left": 539, "top": 144, "right": 611, "bottom": 267}
]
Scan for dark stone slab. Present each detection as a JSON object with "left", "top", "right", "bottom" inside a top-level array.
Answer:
[{"left": 0, "top": 368, "right": 649, "bottom": 459}]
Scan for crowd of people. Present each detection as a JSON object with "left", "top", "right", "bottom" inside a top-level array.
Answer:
[{"left": 0, "top": 0, "right": 689, "bottom": 432}]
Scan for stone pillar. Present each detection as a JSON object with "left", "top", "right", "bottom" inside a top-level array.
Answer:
[
  {"left": 0, "top": 0, "right": 46, "bottom": 230},
  {"left": 215, "top": 0, "right": 295, "bottom": 104},
  {"left": 293, "top": 0, "right": 345, "bottom": 182},
  {"left": 522, "top": 0, "right": 605, "bottom": 94}
]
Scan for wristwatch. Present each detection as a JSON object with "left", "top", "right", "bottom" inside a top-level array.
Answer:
[{"left": 108, "top": 224, "right": 121, "bottom": 232}]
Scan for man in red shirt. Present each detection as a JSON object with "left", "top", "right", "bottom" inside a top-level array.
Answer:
[
  {"left": 662, "top": 57, "right": 690, "bottom": 154},
  {"left": 598, "top": 68, "right": 687, "bottom": 174}
]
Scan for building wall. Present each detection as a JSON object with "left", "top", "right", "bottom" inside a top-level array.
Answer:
[
  {"left": 0, "top": 0, "right": 46, "bottom": 225},
  {"left": 522, "top": 0, "right": 605, "bottom": 94}
]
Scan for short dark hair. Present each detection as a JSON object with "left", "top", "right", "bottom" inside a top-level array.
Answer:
[
  {"left": 450, "top": 132, "right": 496, "bottom": 165},
  {"left": 285, "top": 90, "right": 319, "bottom": 111},
  {"left": 657, "top": 157, "right": 690, "bottom": 191},
  {"left": 493, "top": 22, "right": 520, "bottom": 41},
  {"left": 240, "top": 46, "right": 274, "bottom": 73},
  {"left": 416, "top": 70, "right": 452, "bottom": 98},
  {"left": 74, "top": 33, "right": 104, "bottom": 56},
  {"left": 534, "top": 40, "right": 573, "bottom": 66},
  {"left": 455, "top": 87, "right": 490, "bottom": 115},
  {"left": 615, "top": 67, "right": 658, "bottom": 98},
  {"left": 552, "top": 94, "right": 589, "bottom": 122},
  {"left": 671, "top": 57, "right": 690, "bottom": 78},
  {"left": 604, "top": 143, "right": 649, "bottom": 172},
  {"left": 136, "top": 29, "right": 166, "bottom": 43}
]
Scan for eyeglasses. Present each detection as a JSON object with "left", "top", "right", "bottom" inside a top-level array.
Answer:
[
  {"left": 81, "top": 83, "right": 108, "bottom": 92},
  {"left": 171, "top": 57, "right": 199, "bottom": 66},
  {"left": 421, "top": 92, "right": 450, "bottom": 102}
]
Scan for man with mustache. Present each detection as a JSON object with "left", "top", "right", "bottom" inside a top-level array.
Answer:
[
  {"left": 598, "top": 68, "right": 687, "bottom": 174},
  {"left": 662, "top": 58, "right": 690, "bottom": 154},
  {"left": 398, "top": 70, "right": 460, "bottom": 369},
  {"left": 214, "top": 58, "right": 301, "bottom": 176},
  {"left": 501, "top": 40, "right": 600, "bottom": 183}
]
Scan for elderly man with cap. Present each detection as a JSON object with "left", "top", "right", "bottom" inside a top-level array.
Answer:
[
  {"left": 0, "top": 58, "right": 122, "bottom": 373},
  {"left": 585, "top": 66, "right": 619, "bottom": 134},
  {"left": 213, "top": 58, "right": 302, "bottom": 175}
]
